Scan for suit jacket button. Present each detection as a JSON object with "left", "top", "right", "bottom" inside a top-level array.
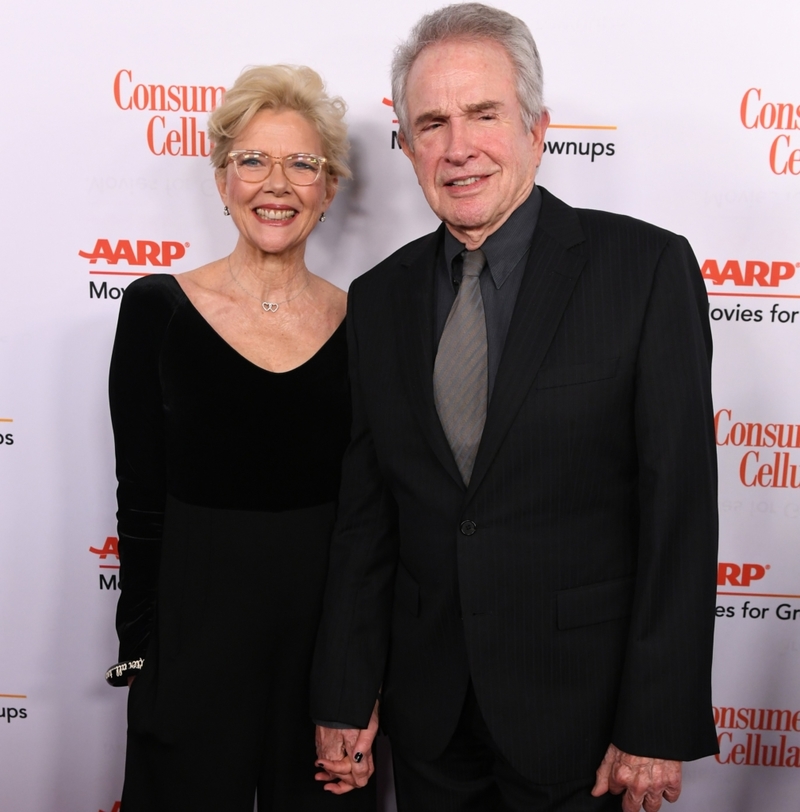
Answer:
[{"left": 460, "top": 520, "right": 477, "bottom": 536}]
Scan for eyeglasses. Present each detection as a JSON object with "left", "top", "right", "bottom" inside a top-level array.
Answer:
[{"left": 226, "top": 150, "right": 328, "bottom": 186}]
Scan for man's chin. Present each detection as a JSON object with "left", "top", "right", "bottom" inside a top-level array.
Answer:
[
  {"left": 440, "top": 209, "right": 501, "bottom": 241},
  {"left": 437, "top": 205, "right": 491, "bottom": 232}
]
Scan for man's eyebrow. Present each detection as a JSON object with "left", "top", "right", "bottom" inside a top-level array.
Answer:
[
  {"left": 413, "top": 101, "right": 503, "bottom": 129},
  {"left": 463, "top": 100, "right": 502, "bottom": 113},
  {"left": 413, "top": 110, "right": 446, "bottom": 128}
]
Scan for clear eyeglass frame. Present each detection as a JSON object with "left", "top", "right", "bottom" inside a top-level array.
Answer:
[{"left": 226, "top": 150, "right": 328, "bottom": 186}]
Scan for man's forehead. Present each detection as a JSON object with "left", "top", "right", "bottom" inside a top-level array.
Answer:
[{"left": 406, "top": 39, "right": 517, "bottom": 111}]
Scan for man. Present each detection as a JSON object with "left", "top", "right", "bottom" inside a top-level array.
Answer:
[{"left": 311, "top": 4, "right": 719, "bottom": 811}]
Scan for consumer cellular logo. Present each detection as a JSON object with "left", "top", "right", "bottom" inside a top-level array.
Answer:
[
  {"left": 384, "top": 97, "right": 617, "bottom": 160},
  {"left": 716, "top": 409, "right": 800, "bottom": 489},
  {"left": 740, "top": 88, "right": 800, "bottom": 176},
  {"left": 716, "top": 706, "right": 800, "bottom": 766},
  {"left": 114, "top": 69, "right": 223, "bottom": 157}
]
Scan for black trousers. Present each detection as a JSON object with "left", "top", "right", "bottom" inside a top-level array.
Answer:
[
  {"left": 120, "top": 500, "right": 376, "bottom": 812},
  {"left": 391, "top": 684, "right": 622, "bottom": 812}
]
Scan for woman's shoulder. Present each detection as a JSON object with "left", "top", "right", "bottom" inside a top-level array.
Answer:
[
  {"left": 118, "top": 273, "right": 186, "bottom": 321},
  {"left": 122, "top": 273, "right": 184, "bottom": 307},
  {"left": 115, "top": 274, "right": 187, "bottom": 343}
]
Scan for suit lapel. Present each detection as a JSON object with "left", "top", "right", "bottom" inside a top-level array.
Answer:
[
  {"left": 467, "top": 189, "right": 587, "bottom": 497},
  {"left": 392, "top": 227, "right": 465, "bottom": 486}
]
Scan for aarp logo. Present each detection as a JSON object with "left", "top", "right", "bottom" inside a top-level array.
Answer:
[
  {"left": 90, "top": 536, "right": 120, "bottom": 591},
  {"left": 717, "top": 562, "right": 769, "bottom": 588},
  {"left": 79, "top": 239, "right": 187, "bottom": 268},
  {"left": 702, "top": 259, "right": 797, "bottom": 288}
]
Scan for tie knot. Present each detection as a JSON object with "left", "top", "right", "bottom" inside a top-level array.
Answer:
[{"left": 461, "top": 249, "right": 486, "bottom": 279}]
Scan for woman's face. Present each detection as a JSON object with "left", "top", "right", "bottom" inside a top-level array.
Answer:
[{"left": 216, "top": 108, "right": 336, "bottom": 262}]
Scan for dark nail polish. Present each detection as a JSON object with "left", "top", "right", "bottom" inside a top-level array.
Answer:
[{"left": 353, "top": 751, "right": 363, "bottom": 763}]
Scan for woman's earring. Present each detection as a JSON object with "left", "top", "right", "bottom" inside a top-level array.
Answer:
[
  {"left": 319, "top": 212, "right": 326, "bottom": 222},
  {"left": 223, "top": 206, "right": 230, "bottom": 216}
]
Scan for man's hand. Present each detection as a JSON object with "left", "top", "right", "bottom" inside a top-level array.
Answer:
[
  {"left": 314, "top": 701, "right": 379, "bottom": 794},
  {"left": 592, "top": 743, "right": 681, "bottom": 812}
]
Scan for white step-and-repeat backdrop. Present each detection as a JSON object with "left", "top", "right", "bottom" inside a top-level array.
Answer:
[{"left": 1, "top": 1, "right": 799, "bottom": 809}]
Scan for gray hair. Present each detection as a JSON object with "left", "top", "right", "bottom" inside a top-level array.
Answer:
[{"left": 391, "top": 3, "right": 544, "bottom": 138}]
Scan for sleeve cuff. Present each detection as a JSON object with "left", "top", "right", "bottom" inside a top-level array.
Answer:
[
  {"left": 105, "top": 658, "right": 145, "bottom": 687},
  {"left": 314, "top": 719, "right": 363, "bottom": 729}
]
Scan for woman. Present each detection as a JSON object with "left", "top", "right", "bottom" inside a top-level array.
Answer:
[{"left": 105, "top": 65, "right": 375, "bottom": 812}]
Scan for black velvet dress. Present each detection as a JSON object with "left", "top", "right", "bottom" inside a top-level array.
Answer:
[{"left": 107, "top": 273, "right": 374, "bottom": 812}]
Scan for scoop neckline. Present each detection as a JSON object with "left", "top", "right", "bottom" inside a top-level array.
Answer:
[{"left": 161, "top": 273, "right": 345, "bottom": 375}]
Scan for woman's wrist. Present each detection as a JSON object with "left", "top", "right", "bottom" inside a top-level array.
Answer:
[{"left": 105, "top": 657, "right": 144, "bottom": 686}]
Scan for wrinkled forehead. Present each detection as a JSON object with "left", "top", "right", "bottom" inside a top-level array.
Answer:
[{"left": 405, "top": 38, "right": 518, "bottom": 115}]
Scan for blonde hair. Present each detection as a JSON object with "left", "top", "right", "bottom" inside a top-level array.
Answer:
[{"left": 208, "top": 64, "right": 350, "bottom": 180}]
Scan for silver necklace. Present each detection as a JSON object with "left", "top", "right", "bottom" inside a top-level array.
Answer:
[{"left": 228, "top": 256, "right": 310, "bottom": 313}]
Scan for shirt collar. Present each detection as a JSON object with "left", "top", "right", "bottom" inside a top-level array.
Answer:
[{"left": 443, "top": 185, "right": 541, "bottom": 289}]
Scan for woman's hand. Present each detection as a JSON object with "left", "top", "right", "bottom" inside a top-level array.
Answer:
[{"left": 314, "top": 701, "right": 379, "bottom": 793}]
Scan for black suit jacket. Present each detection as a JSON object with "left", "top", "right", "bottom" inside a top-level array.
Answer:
[{"left": 311, "top": 187, "right": 719, "bottom": 782}]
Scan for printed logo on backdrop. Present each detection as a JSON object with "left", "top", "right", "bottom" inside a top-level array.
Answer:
[
  {"left": 0, "top": 692, "right": 28, "bottom": 723},
  {"left": 114, "top": 70, "right": 224, "bottom": 157},
  {"left": 716, "top": 705, "right": 800, "bottom": 767},
  {"left": 740, "top": 88, "right": 800, "bottom": 176},
  {"left": 79, "top": 239, "right": 189, "bottom": 300},
  {"left": 99, "top": 802, "right": 121, "bottom": 812},
  {"left": 702, "top": 257, "right": 800, "bottom": 324},
  {"left": 90, "top": 536, "right": 120, "bottom": 591},
  {"left": 716, "top": 409, "right": 800, "bottom": 489},
  {"left": 716, "top": 556, "right": 800, "bottom": 625},
  {"left": 383, "top": 98, "right": 617, "bottom": 162},
  {"left": 0, "top": 416, "right": 13, "bottom": 446}
]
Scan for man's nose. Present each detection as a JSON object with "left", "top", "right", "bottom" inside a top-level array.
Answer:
[{"left": 444, "top": 118, "right": 477, "bottom": 164}]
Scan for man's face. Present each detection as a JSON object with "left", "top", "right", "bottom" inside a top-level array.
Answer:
[{"left": 400, "top": 38, "right": 549, "bottom": 248}]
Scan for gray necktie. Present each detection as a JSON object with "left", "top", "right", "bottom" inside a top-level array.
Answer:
[{"left": 433, "top": 249, "right": 488, "bottom": 485}]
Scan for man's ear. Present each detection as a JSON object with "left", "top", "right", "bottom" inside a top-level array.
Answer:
[
  {"left": 398, "top": 130, "right": 415, "bottom": 164},
  {"left": 398, "top": 130, "right": 422, "bottom": 186},
  {"left": 532, "top": 110, "right": 550, "bottom": 168}
]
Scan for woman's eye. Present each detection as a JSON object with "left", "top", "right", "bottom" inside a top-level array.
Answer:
[
  {"left": 289, "top": 157, "right": 319, "bottom": 172},
  {"left": 241, "top": 154, "right": 267, "bottom": 168}
]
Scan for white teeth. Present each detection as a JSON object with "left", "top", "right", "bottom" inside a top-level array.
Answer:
[
  {"left": 256, "top": 208, "right": 296, "bottom": 220},
  {"left": 450, "top": 177, "right": 481, "bottom": 186}
]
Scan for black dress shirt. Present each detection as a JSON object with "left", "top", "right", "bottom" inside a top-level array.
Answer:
[{"left": 435, "top": 185, "right": 542, "bottom": 399}]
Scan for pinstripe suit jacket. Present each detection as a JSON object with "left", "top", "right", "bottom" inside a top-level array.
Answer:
[{"left": 311, "top": 187, "right": 719, "bottom": 782}]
